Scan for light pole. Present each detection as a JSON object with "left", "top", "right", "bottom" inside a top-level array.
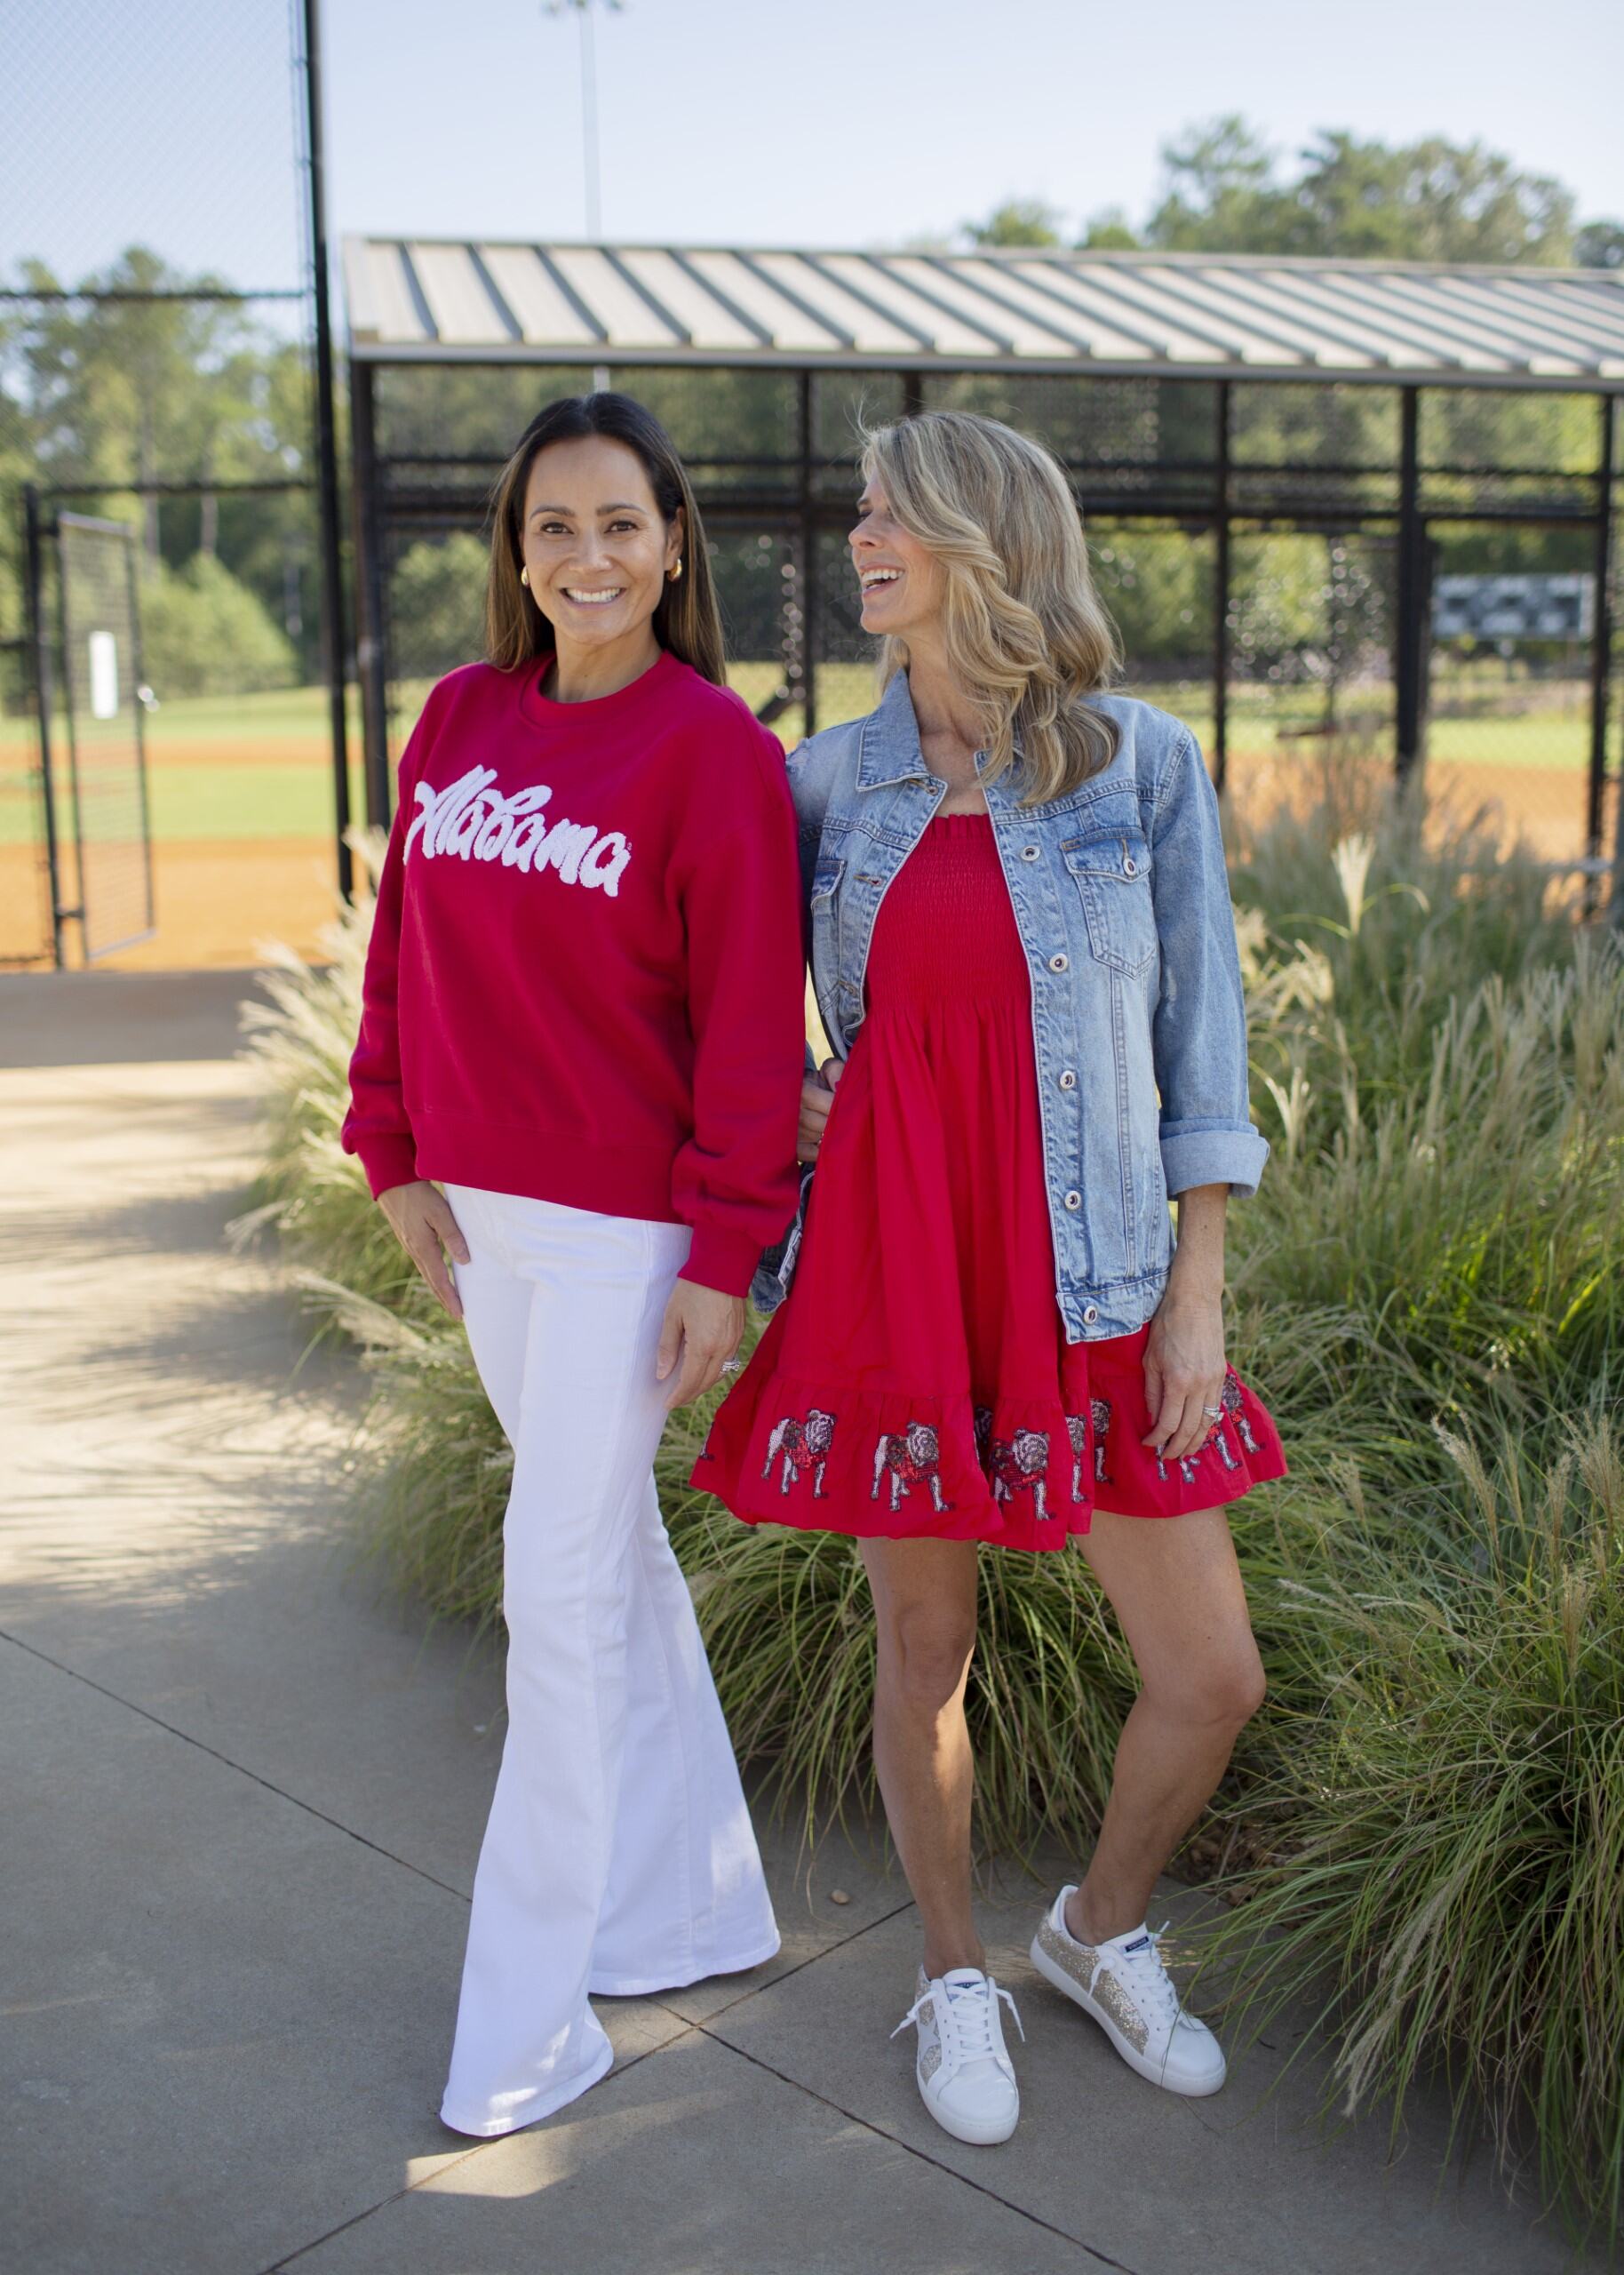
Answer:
[
  {"left": 299, "top": 0, "right": 354, "bottom": 895},
  {"left": 546, "top": 0, "right": 622, "bottom": 241}
]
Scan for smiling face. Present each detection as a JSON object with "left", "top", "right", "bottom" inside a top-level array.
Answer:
[
  {"left": 520, "top": 434, "right": 682, "bottom": 663},
  {"left": 849, "top": 474, "right": 943, "bottom": 643}
]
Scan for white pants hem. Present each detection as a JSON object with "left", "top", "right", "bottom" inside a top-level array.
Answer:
[
  {"left": 588, "top": 1930, "right": 782, "bottom": 2000},
  {"left": 438, "top": 2035, "right": 616, "bottom": 2140}
]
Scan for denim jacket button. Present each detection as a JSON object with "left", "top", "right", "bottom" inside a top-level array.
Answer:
[
  {"left": 1123, "top": 855, "right": 1138, "bottom": 876},
  {"left": 1020, "top": 844, "right": 1039, "bottom": 861},
  {"left": 1047, "top": 952, "right": 1070, "bottom": 973},
  {"left": 1058, "top": 1070, "right": 1077, "bottom": 1090},
  {"left": 1063, "top": 1190, "right": 1082, "bottom": 1210},
  {"left": 1083, "top": 1304, "right": 1100, "bottom": 1324}
]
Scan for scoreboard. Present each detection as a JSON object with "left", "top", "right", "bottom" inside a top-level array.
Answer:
[{"left": 1432, "top": 574, "right": 1595, "bottom": 643}]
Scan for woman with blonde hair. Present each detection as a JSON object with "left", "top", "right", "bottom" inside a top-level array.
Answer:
[
  {"left": 344, "top": 392, "right": 805, "bottom": 2135},
  {"left": 697, "top": 409, "right": 1285, "bottom": 2146}
]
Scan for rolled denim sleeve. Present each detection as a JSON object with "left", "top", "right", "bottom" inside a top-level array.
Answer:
[{"left": 1148, "top": 730, "right": 1270, "bottom": 1199}]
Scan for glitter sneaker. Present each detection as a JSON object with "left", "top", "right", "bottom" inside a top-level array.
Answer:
[
  {"left": 1030, "top": 1885, "right": 1226, "bottom": 2096},
  {"left": 891, "top": 1964, "right": 1023, "bottom": 2144}
]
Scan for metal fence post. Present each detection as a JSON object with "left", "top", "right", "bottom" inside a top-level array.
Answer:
[
  {"left": 1213, "top": 380, "right": 1230, "bottom": 794},
  {"left": 1395, "top": 386, "right": 1427, "bottom": 782},
  {"left": 799, "top": 369, "right": 817, "bottom": 737},
  {"left": 351, "top": 359, "right": 393, "bottom": 829},
  {"left": 1587, "top": 395, "right": 1613, "bottom": 894},
  {"left": 300, "top": 0, "right": 354, "bottom": 903},
  {"left": 22, "top": 485, "right": 66, "bottom": 968}
]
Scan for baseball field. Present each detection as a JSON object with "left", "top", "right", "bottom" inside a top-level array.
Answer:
[{"left": 1, "top": 667, "right": 1608, "bottom": 969}]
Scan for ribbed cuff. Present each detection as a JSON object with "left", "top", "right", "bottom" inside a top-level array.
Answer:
[
  {"left": 352, "top": 1130, "right": 419, "bottom": 1199},
  {"left": 680, "top": 1223, "right": 768, "bottom": 1298},
  {"left": 1159, "top": 1122, "right": 1270, "bottom": 1200}
]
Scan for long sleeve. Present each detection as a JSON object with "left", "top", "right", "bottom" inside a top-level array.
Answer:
[
  {"left": 1148, "top": 728, "right": 1270, "bottom": 1199},
  {"left": 340, "top": 749, "right": 421, "bottom": 1199},
  {"left": 671, "top": 734, "right": 807, "bottom": 1296}
]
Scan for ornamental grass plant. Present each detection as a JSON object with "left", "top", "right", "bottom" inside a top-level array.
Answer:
[
  {"left": 242, "top": 766, "right": 1624, "bottom": 2243},
  {"left": 1186, "top": 1405, "right": 1624, "bottom": 2248}
]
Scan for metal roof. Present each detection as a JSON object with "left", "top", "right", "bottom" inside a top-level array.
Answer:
[{"left": 342, "top": 238, "right": 1624, "bottom": 389}]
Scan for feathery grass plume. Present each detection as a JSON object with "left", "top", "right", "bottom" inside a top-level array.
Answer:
[
  {"left": 233, "top": 834, "right": 444, "bottom": 1330},
  {"left": 1186, "top": 1405, "right": 1624, "bottom": 2249}
]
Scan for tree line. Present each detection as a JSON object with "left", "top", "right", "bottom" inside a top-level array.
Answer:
[{"left": 962, "top": 116, "right": 1624, "bottom": 266}]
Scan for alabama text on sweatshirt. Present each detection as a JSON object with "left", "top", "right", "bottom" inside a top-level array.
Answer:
[{"left": 341, "top": 648, "right": 805, "bottom": 1296}]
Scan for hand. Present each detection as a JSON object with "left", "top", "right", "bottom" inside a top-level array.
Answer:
[
  {"left": 1142, "top": 1284, "right": 1226, "bottom": 1464},
  {"left": 378, "top": 1179, "right": 470, "bottom": 1321},
  {"left": 797, "top": 1058, "right": 843, "bottom": 1163},
  {"left": 657, "top": 1280, "right": 745, "bottom": 1409}
]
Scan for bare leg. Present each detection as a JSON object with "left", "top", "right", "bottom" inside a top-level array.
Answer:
[
  {"left": 1069, "top": 1505, "right": 1266, "bottom": 1946},
  {"left": 861, "top": 1537, "right": 983, "bottom": 1979}
]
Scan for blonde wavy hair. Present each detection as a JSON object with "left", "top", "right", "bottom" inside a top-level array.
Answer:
[{"left": 861, "top": 410, "right": 1121, "bottom": 803}]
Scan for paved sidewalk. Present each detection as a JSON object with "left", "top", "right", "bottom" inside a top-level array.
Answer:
[{"left": 1, "top": 971, "right": 1599, "bottom": 2275}]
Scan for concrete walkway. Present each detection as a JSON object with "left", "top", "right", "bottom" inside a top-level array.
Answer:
[{"left": 1, "top": 971, "right": 1599, "bottom": 2275}]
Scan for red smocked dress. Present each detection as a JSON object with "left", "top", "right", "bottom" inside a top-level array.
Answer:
[{"left": 692, "top": 812, "right": 1286, "bottom": 1552}]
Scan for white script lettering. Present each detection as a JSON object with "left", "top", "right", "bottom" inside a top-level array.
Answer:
[{"left": 405, "top": 770, "right": 632, "bottom": 897}]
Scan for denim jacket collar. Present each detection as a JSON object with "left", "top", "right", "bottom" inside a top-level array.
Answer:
[
  {"left": 856, "top": 670, "right": 935, "bottom": 790},
  {"left": 856, "top": 670, "right": 1028, "bottom": 796}
]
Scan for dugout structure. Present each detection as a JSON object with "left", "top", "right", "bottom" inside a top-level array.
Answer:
[{"left": 341, "top": 242, "right": 1624, "bottom": 884}]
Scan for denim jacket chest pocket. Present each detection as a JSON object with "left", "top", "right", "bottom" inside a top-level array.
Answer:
[{"left": 1061, "top": 826, "right": 1158, "bottom": 977}]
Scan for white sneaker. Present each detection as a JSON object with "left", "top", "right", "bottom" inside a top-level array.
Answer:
[
  {"left": 1030, "top": 1886, "right": 1226, "bottom": 2097},
  {"left": 892, "top": 1964, "right": 1023, "bottom": 2144}
]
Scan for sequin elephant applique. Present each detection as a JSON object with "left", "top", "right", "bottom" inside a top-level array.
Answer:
[
  {"left": 762, "top": 1408, "right": 836, "bottom": 1496},
  {"left": 1209, "top": 1371, "right": 1263, "bottom": 1473},
  {"left": 991, "top": 1428, "right": 1055, "bottom": 1523},
  {"left": 872, "top": 1423, "right": 951, "bottom": 1514},
  {"left": 1067, "top": 1397, "right": 1114, "bottom": 1497}
]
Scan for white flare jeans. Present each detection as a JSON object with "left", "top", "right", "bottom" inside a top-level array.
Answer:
[{"left": 437, "top": 1185, "right": 779, "bottom": 2138}]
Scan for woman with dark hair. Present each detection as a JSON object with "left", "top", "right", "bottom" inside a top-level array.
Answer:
[
  {"left": 697, "top": 410, "right": 1286, "bottom": 2147},
  {"left": 342, "top": 393, "right": 804, "bottom": 2137}
]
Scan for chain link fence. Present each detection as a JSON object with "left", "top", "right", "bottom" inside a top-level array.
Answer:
[
  {"left": 356, "top": 362, "right": 1617, "bottom": 882},
  {"left": 2, "top": 0, "right": 333, "bottom": 968}
]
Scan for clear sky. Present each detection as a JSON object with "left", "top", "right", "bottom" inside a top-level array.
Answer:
[
  {"left": 326, "top": 0, "right": 1622, "bottom": 250},
  {"left": 3, "top": 0, "right": 1620, "bottom": 289}
]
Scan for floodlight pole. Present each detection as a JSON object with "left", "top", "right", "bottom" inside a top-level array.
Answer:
[
  {"left": 301, "top": 0, "right": 354, "bottom": 899},
  {"left": 549, "top": 0, "right": 616, "bottom": 239}
]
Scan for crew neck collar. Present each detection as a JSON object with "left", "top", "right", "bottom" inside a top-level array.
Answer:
[{"left": 518, "top": 643, "right": 682, "bottom": 728}]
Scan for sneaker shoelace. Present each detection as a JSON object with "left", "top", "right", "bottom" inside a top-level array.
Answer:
[
  {"left": 1107, "top": 1920, "right": 1182, "bottom": 2032},
  {"left": 892, "top": 1974, "right": 1025, "bottom": 2062}
]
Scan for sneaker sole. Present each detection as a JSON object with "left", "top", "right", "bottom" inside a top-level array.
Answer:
[
  {"left": 1028, "top": 1932, "right": 1226, "bottom": 2098},
  {"left": 917, "top": 2071, "right": 1019, "bottom": 2145}
]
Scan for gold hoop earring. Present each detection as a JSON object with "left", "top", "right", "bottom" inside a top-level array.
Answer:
[
  {"left": 520, "top": 566, "right": 531, "bottom": 588},
  {"left": 667, "top": 559, "right": 683, "bottom": 583}
]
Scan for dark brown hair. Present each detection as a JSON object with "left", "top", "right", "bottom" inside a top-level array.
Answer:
[{"left": 485, "top": 392, "right": 725, "bottom": 683}]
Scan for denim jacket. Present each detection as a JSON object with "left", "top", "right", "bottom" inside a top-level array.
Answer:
[{"left": 754, "top": 671, "right": 1269, "bottom": 1342}]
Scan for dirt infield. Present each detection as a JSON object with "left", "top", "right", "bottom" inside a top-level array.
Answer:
[{"left": 5, "top": 840, "right": 345, "bottom": 971}]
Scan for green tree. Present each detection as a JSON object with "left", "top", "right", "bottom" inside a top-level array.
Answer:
[
  {"left": 1139, "top": 121, "right": 1578, "bottom": 265},
  {"left": 388, "top": 534, "right": 489, "bottom": 681},
  {"left": 1078, "top": 208, "right": 1140, "bottom": 251},
  {"left": 1576, "top": 220, "right": 1624, "bottom": 270},
  {"left": 139, "top": 554, "right": 297, "bottom": 697},
  {"left": 1140, "top": 116, "right": 1284, "bottom": 252},
  {"left": 965, "top": 199, "right": 1063, "bottom": 249}
]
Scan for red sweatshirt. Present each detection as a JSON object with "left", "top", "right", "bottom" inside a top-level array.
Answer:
[{"left": 341, "top": 648, "right": 804, "bottom": 1297}]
